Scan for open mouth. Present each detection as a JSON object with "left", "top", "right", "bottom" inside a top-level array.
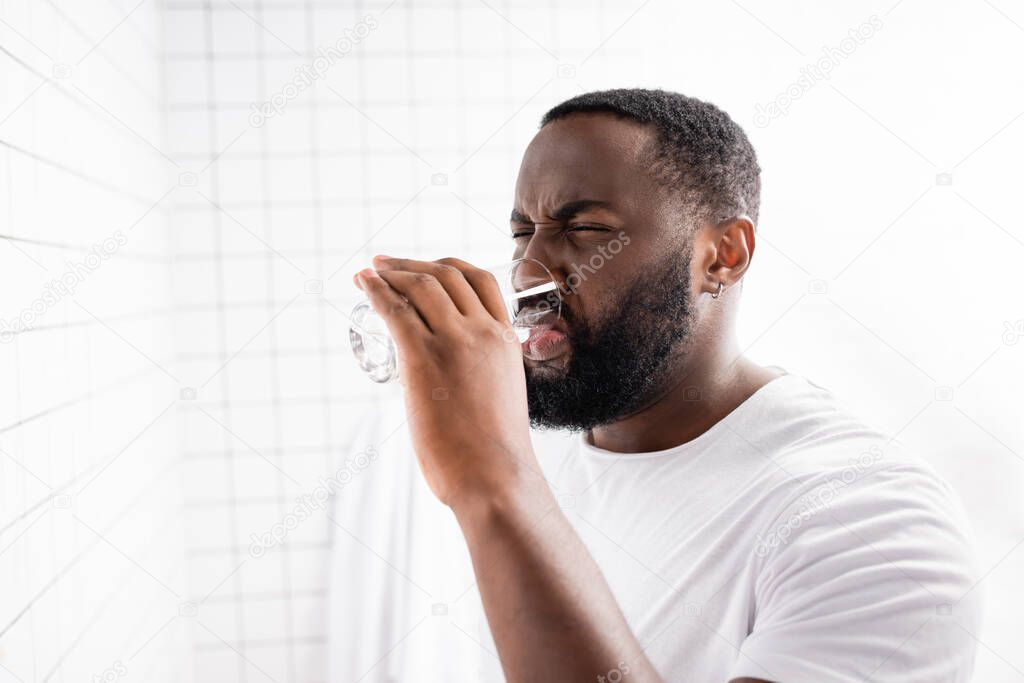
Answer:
[
  {"left": 521, "top": 320, "right": 570, "bottom": 362},
  {"left": 513, "top": 287, "right": 570, "bottom": 364}
]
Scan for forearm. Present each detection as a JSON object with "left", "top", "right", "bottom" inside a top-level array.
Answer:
[{"left": 452, "top": 474, "right": 663, "bottom": 683}]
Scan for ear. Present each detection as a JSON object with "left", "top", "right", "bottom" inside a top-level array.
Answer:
[{"left": 698, "top": 215, "right": 756, "bottom": 296}]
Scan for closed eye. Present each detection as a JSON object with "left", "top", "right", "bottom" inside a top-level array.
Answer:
[{"left": 511, "top": 225, "right": 610, "bottom": 240}]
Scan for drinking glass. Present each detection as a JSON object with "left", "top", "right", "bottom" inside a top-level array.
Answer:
[{"left": 349, "top": 257, "right": 562, "bottom": 383}]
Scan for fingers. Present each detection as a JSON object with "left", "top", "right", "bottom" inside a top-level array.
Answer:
[
  {"left": 372, "top": 268, "right": 463, "bottom": 333},
  {"left": 434, "top": 257, "right": 509, "bottom": 323},
  {"left": 354, "top": 268, "right": 427, "bottom": 347},
  {"left": 372, "top": 256, "right": 490, "bottom": 318},
  {"left": 356, "top": 256, "right": 511, "bottom": 334}
]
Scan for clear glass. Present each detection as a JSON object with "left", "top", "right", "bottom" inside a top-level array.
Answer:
[{"left": 349, "top": 257, "right": 562, "bottom": 383}]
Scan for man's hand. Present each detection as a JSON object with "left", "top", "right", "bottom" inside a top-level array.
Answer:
[
  {"left": 355, "top": 254, "right": 664, "bottom": 682},
  {"left": 354, "top": 255, "right": 542, "bottom": 509}
]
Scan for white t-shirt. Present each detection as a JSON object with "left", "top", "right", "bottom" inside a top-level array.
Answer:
[{"left": 327, "top": 371, "right": 982, "bottom": 682}]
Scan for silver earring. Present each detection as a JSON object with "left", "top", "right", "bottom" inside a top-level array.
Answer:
[{"left": 711, "top": 282, "right": 724, "bottom": 299}]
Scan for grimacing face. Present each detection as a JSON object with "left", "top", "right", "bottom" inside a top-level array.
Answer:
[{"left": 512, "top": 113, "right": 703, "bottom": 430}]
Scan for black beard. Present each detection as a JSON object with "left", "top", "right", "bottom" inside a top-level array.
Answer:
[{"left": 525, "top": 248, "right": 694, "bottom": 431}]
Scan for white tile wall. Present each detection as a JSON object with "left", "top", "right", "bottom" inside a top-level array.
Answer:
[{"left": 0, "top": 0, "right": 185, "bottom": 681}]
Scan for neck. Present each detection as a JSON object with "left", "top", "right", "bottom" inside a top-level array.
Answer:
[{"left": 586, "top": 337, "right": 781, "bottom": 454}]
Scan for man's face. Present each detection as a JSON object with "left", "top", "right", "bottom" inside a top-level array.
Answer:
[{"left": 511, "top": 113, "right": 699, "bottom": 431}]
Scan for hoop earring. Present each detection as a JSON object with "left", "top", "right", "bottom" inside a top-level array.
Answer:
[{"left": 711, "top": 282, "right": 724, "bottom": 299}]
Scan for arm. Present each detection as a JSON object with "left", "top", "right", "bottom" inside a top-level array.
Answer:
[
  {"left": 452, "top": 462, "right": 663, "bottom": 682},
  {"left": 355, "top": 256, "right": 663, "bottom": 682}
]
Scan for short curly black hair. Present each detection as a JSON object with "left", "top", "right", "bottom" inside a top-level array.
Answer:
[{"left": 540, "top": 88, "right": 761, "bottom": 226}]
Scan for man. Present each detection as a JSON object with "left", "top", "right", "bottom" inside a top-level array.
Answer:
[{"left": 331, "top": 89, "right": 980, "bottom": 681}]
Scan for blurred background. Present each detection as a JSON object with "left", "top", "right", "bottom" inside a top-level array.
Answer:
[{"left": 1, "top": 0, "right": 1022, "bottom": 680}]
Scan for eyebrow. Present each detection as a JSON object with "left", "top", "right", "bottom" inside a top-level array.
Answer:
[{"left": 510, "top": 199, "right": 614, "bottom": 225}]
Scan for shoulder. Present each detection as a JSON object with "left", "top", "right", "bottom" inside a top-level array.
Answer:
[
  {"left": 746, "top": 373, "right": 961, "bottom": 520},
  {"left": 734, "top": 424, "right": 983, "bottom": 681},
  {"left": 753, "top": 454, "right": 977, "bottom": 581},
  {"left": 749, "top": 374, "right": 976, "bottom": 574},
  {"left": 739, "top": 374, "right": 980, "bottom": 608}
]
